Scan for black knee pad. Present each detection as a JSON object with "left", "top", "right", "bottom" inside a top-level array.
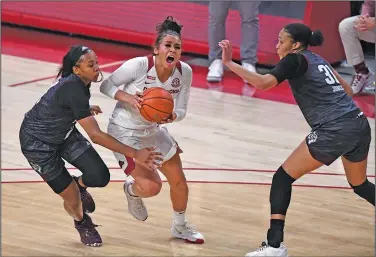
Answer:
[
  {"left": 46, "top": 169, "right": 73, "bottom": 194},
  {"left": 350, "top": 179, "right": 375, "bottom": 206},
  {"left": 270, "top": 166, "right": 296, "bottom": 215},
  {"left": 71, "top": 147, "right": 111, "bottom": 188},
  {"left": 82, "top": 166, "right": 110, "bottom": 188}
]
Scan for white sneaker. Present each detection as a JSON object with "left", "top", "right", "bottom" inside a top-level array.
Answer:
[
  {"left": 242, "top": 62, "right": 256, "bottom": 83},
  {"left": 171, "top": 221, "right": 205, "bottom": 244},
  {"left": 123, "top": 180, "right": 148, "bottom": 221},
  {"left": 207, "top": 59, "right": 223, "bottom": 82},
  {"left": 340, "top": 60, "right": 352, "bottom": 68},
  {"left": 245, "top": 241, "right": 288, "bottom": 257},
  {"left": 362, "top": 80, "right": 375, "bottom": 94},
  {"left": 242, "top": 62, "right": 256, "bottom": 72},
  {"left": 351, "top": 70, "right": 375, "bottom": 95}
]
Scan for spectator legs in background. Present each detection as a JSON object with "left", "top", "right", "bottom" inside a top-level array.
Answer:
[
  {"left": 339, "top": 16, "right": 376, "bottom": 94},
  {"left": 207, "top": 1, "right": 231, "bottom": 82},
  {"left": 238, "top": 1, "right": 260, "bottom": 75}
]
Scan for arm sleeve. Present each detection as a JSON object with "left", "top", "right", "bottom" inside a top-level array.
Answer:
[
  {"left": 174, "top": 65, "right": 192, "bottom": 122},
  {"left": 100, "top": 57, "right": 146, "bottom": 98},
  {"left": 59, "top": 83, "right": 92, "bottom": 121},
  {"left": 268, "top": 53, "right": 308, "bottom": 84}
]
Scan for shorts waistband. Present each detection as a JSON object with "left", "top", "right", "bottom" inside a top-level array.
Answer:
[{"left": 341, "top": 110, "right": 364, "bottom": 119}]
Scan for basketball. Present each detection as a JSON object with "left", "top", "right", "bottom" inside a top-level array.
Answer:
[{"left": 140, "top": 87, "right": 174, "bottom": 123}]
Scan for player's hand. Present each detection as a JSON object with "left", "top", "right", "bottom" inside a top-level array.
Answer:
[
  {"left": 354, "top": 15, "right": 375, "bottom": 31},
  {"left": 158, "top": 113, "right": 177, "bottom": 124},
  {"left": 134, "top": 147, "right": 163, "bottom": 171},
  {"left": 123, "top": 92, "right": 144, "bottom": 110},
  {"left": 90, "top": 105, "right": 103, "bottom": 115},
  {"left": 218, "top": 39, "right": 233, "bottom": 65}
]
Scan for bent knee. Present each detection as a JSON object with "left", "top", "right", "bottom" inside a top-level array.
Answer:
[
  {"left": 83, "top": 166, "right": 110, "bottom": 188},
  {"left": 339, "top": 16, "right": 357, "bottom": 34},
  {"left": 140, "top": 179, "right": 162, "bottom": 196}
]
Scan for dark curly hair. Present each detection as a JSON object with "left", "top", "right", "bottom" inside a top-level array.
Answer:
[{"left": 154, "top": 16, "right": 183, "bottom": 48}]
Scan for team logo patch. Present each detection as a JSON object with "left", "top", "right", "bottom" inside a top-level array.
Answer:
[
  {"left": 147, "top": 75, "right": 156, "bottom": 80},
  {"left": 118, "top": 161, "right": 124, "bottom": 168},
  {"left": 171, "top": 78, "right": 181, "bottom": 88},
  {"left": 307, "top": 131, "right": 318, "bottom": 144}
]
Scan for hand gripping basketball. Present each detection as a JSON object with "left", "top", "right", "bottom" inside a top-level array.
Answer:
[{"left": 139, "top": 87, "right": 174, "bottom": 123}]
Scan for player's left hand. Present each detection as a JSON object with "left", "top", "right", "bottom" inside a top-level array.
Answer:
[
  {"left": 90, "top": 105, "right": 103, "bottom": 115},
  {"left": 158, "top": 113, "right": 177, "bottom": 124},
  {"left": 218, "top": 39, "right": 233, "bottom": 65}
]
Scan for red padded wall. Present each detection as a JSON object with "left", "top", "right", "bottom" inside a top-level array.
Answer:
[{"left": 2, "top": 1, "right": 350, "bottom": 65}]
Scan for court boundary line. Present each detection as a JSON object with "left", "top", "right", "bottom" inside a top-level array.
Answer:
[
  {"left": 2, "top": 167, "right": 374, "bottom": 178},
  {"left": 1, "top": 179, "right": 352, "bottom": 190}
]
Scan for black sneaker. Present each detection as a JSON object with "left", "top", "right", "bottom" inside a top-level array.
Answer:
[
  {"left": 74, "top": 214, "right": 102, "bottom": 247},
  {"left": 72, "top": 176, "right": 96, "bottom": 213}
]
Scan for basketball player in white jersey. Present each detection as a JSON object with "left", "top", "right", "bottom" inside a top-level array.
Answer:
[{"left": 99, "top": 16, "right": 204, "bottom": 244}]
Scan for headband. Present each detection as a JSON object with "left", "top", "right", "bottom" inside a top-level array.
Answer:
[{"left": 69, "top": 45, "right": 91, "bottom": 67}]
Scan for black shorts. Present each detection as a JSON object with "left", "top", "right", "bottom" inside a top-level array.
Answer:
[
  {"left": 19, "top": 127, "right": 92, "bottom": 181},
  {"left": 306, "top": 111, "right": 371, "bottom": 166}
]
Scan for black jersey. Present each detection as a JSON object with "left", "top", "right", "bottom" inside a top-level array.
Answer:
[
  {"left": 21, "top": 74, "right": 92, "bottom": 144},
  {"left": 269, "top": 50, "right": 359, "bottom": 129}
]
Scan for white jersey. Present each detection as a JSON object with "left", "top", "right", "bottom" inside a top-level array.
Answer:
[{"left": 100, "top": 55, "right": 192, "bottom": 131}]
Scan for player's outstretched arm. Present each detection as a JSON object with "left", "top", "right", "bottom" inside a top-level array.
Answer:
[
  {"left": 218, "top": 40, "right": 278, "bottom": 90},
  {"left": 78, "top": 115, "right": 163, "bottom": 170}
]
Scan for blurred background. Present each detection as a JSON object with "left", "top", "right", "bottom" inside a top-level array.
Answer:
[
  {"left": 1, "top": 2, "right": 375, "bottom": 255},
  {"left": 2, "top": 0, "right": 375, "bottom": 112}
]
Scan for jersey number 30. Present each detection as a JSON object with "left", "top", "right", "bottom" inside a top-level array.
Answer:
[{"left": 318, "top": 64, "right": 340, "bottom": 85}]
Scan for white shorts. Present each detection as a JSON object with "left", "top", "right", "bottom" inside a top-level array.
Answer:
[{"left": 107, "top": 122, "right": 181, "bottom": 175}]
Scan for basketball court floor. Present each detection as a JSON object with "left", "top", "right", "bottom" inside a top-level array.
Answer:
[{"left": 1, "top": 25, "right": 375, "bottom": 256}]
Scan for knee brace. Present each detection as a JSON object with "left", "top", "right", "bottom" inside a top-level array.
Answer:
[
  {"left": 270, "top": 166, "right": 296, "bottom": 215},
  {"left": 82, "top": 167, "right": 110, "bottom": 188},
  {"left": 350, "top": 179, "right": 375, "bottom": 206},
  {"left": 46, "top": 169, "right": 74, "bottom": 194}
]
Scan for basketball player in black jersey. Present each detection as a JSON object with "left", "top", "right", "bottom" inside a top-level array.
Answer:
[
  {"left": 19, "top": 45, "right": 162, "bottom": 247},
  {"left": 219, "top": 23, "right": 374, "bottom": 256}
]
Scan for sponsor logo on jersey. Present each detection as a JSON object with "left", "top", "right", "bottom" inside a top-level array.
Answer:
[
  {"left": 168, "top": 89, "right": 180, "bottom": 94},
  {"left": 143, "top": 87, "right": 179, "bottom": 94}
]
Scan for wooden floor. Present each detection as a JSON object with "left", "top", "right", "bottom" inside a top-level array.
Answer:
[{"left": 1, "top": 52, "right": 375, "bottom": 256}]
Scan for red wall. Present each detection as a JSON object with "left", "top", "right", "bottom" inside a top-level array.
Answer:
[{"left": 2, "top": 1, "right": 350, "bottom": 65}]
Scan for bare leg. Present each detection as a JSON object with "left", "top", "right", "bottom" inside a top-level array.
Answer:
[
  {"left": 159, "top": 152, "right": 188, "bottom": 212},
  {"left": 58, "top": 179, "right": 84, "bottom": 221}
]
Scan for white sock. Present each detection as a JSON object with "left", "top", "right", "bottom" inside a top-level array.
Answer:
[
  {"left": 127, "top": 182, "right": 138, "bottom": 197},
  {"left": 173, "top": 210, "right": 186, "bottom": 225}
]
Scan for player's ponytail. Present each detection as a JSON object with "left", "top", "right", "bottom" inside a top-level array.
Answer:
[
  {"left": 154, "top": 16, "right": 183, "bottom": 48},
  {"left": 284, "top": 23, "right": 324, "bottom": 49},
  {"left": 308, "top": 30, "right": 324, "bottom": 47}
]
